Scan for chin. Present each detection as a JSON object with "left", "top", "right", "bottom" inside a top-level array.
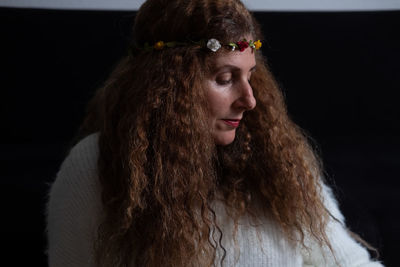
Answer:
[{"left": 214, "top": 132, "right": 236, "bottom": 146}]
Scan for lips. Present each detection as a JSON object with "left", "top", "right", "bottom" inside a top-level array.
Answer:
[{"left": 222, "top": 119, "right": 240, "bottom": 127}]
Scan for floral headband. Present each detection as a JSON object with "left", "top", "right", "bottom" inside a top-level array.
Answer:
[{"left": 134, "top": 38, "right": 262, "bottom": 52}]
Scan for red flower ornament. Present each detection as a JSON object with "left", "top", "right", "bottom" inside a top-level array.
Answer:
[{"left": 237, "top": 40, "right": 249, "bottom": 52}]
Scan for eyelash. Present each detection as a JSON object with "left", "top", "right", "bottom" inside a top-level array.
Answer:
[
  {"left": 216, "top": 79, "right": 251, "bottom": 86},
  {"left": 217, "top": 79, "right": 232, "bottom": 85},
  {"left": 216, "top": 72, "right": 252, "bottom": 86}
]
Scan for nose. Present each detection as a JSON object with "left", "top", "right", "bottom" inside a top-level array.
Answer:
[{"left": 234, "top": 79, "right": 256, "bottom": 111}]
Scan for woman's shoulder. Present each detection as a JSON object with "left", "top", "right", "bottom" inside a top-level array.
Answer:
[
  {"left": 46, "top": 132, "right": 102, "bottom": 266},
  {"left": 56, "top": 132, "right": 99, "bottom": 180},
  {"left": 48, "top": 132, "right": 101, "bottom": 203},
  {"left": 66, "top": 132, "right": 100, "bottom": 167}
]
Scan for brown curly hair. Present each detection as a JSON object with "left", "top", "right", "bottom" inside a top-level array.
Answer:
[{"left": 77, "top": 0, "right": 336, "bottom": 266}]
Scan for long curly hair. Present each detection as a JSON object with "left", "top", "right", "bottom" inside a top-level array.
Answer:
[{"left": 77, "top": 0, "right": 335, "bottom": 266}]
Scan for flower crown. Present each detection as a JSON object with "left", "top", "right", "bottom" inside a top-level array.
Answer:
[{"left": 134, "top": 38, "right": 262, "bottom": 52}]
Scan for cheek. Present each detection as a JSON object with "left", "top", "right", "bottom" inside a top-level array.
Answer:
[
  {"left": 208, "top": 98, "right": 221, "bottom": 118},
  {"left": 206, "top": 90, "right": 229, "bottom": 117}
]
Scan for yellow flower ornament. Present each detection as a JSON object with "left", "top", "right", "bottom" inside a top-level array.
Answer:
[
  {"left": 154, "top": 41, "right": 165, "bottom": 50},
  {"left": 254, "top": 40, "right": 262, "bottom": 50}
]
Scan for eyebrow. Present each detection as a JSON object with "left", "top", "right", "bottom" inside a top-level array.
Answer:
[{"left": 215, "top": 64, "right": 257, "bottom": 73}]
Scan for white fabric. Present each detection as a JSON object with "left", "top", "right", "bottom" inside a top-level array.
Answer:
[{"left": 46, "top": 133, "right": 384, "bottom": 266}]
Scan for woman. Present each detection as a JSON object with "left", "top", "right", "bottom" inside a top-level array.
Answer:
[{"left": 46, "top": 0, "right": 384, "bottom": 266}]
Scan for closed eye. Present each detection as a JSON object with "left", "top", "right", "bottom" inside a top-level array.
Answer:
[
  {"left": 216, "top": 72, "right": 233, "bottom": 85},
  {"left": 216, "top": 79, "right": 232, "bottom": 85}
]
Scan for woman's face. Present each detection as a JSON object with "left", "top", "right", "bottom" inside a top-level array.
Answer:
[{"left": 204, "top": 46, "right": 257, "bottom": 146}]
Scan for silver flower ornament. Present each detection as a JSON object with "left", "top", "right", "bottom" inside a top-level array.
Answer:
[{"left": 207, "top": 38, "right": 222, "bottom": 52}]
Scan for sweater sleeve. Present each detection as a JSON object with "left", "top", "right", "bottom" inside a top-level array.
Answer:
[
  {"left": 301, "top": 183, "right": 384, "bottom": 267},
  {"left": 46, "top": 133, "right": 102, "bottom": 267}
]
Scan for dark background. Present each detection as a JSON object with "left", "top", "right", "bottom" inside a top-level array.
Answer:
[{"left": 1, "top": 8, "right": 399, "bottom": 266}]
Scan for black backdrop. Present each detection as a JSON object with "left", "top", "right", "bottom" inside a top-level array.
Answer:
[{"left": 1, "top": 8, "right": 399, "bottom": 266}]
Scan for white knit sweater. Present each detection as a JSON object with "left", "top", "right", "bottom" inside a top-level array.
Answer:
[{"left": 46, "top": 133, "right": 384, "bottom": 267}]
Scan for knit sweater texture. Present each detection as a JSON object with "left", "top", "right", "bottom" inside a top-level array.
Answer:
[{"left": 46, "top": 133, "right": 384, "bottom": 266}]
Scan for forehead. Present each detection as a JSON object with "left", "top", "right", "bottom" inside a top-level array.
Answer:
[{"left": 212, "top": 48, "right": 256, "bottom": 71}]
